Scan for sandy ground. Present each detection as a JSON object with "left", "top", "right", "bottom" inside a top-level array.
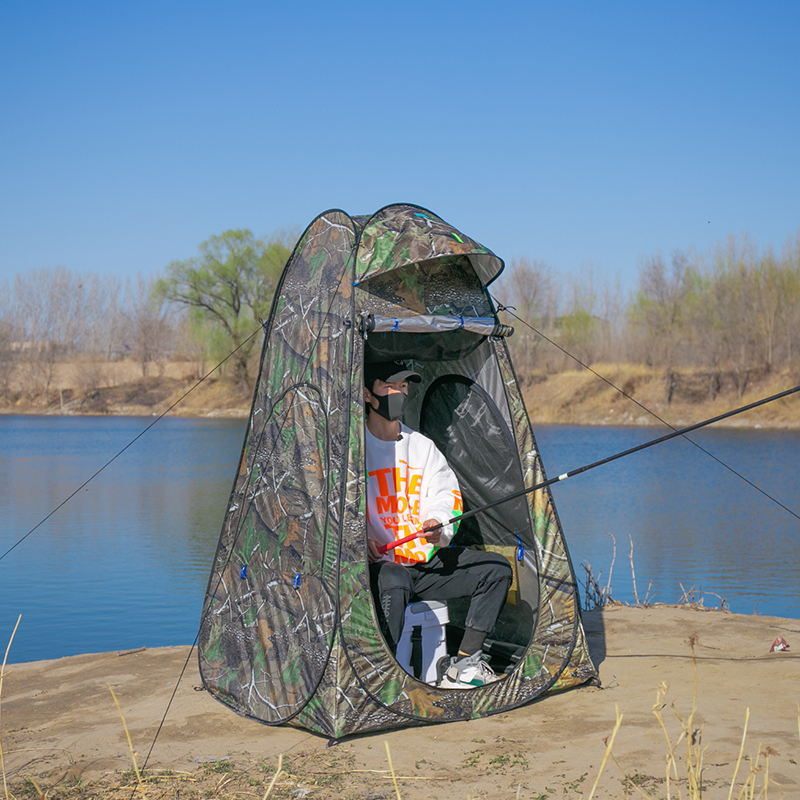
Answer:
[{"left": 2, "top": 606, "right": 799, "bottom": 799}]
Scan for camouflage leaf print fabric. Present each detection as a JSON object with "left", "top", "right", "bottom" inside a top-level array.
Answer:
[{"left": 198, "top": 204, "right": 598, "bottom": 738}]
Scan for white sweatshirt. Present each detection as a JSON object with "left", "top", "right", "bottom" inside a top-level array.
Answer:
[{"left": 365, "top": 423, "right": 462, "bottom": 566}]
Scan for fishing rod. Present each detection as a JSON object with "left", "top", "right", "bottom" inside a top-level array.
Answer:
[
  {"left": 492, "top": 299, "right": 800, "bottom": 524},
  {"left": 379, "top": 382, "right": 800, "bottom": 553}
]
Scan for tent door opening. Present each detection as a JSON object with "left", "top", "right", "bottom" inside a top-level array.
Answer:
[{"left": 362, "top": 326, "right": 539, "bottom": 681}]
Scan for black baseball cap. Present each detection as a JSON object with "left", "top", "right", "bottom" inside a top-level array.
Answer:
[{"left": 364, "top": 360, "right": 422, "bottom": 388}]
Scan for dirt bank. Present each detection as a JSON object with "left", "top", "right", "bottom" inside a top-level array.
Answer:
[
  {"left": 1, "top": 358, "right": 251, "bottom": 418},
  {"left": 3, "top": 606, "right": 799, "bottom": 799},
  {"left": 522, "top": 364, "right": 800, "bottom": 428},
  {"left": 3, "top": 359, "right": 800, "bottom": 428}
]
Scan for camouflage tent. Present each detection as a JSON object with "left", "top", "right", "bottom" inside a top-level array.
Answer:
[{"left": 198, "top": 204, "right": 597, "bottom": 738}]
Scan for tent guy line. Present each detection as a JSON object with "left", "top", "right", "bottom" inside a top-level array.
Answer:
[
  {"left": 0, "top": 326, "right": 264, "bottom": 565},
  {"left": 141, "top": 252, "right": 352, "bottom": 773},
  {"left": 390, "top": 381, "right": 800, "bottom": 549},
  {"left": 493, "top": 299, "right": 800, "bottom": 525}
]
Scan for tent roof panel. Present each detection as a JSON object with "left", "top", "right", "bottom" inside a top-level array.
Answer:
[{"left": 355, "top": 204, "right": 504, "bottom": 287}]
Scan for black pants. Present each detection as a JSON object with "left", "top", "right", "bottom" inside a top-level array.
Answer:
[{"left": 369, "top": 546, "right": 513, "bottom": 653}]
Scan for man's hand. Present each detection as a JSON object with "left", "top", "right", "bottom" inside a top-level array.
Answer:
[
  {"left": 367, "top": 540, "right": 383, "bottom": 563},
  {"left": 421, "top": 519, "right": 442, "bottom": 544}
]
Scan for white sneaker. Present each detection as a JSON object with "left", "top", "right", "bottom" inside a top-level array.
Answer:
[{"left": 438, "top": 652, "right": 501, "bottom": 689}]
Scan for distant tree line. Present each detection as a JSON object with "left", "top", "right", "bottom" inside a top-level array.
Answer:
[
  {"left": 496, "top": 230, "right": 800, "bottom": 401},
  {"left": 0, "top": 229, "right": 295, "bottom": 403},
  {"left": 1, "top": 227, "right": 798, "bottom": 406}
]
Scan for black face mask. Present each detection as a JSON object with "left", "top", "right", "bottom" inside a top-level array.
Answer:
[{"left": 371, "top": 391, "right": 408, "bottom": 422}]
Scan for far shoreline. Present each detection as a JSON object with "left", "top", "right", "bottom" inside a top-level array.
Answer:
[
  {"left": 3, "top": 406, "right": 799, "bottom": 429},
  {"left": 4, "top": 361, "right": 799, "bottom": 428}
]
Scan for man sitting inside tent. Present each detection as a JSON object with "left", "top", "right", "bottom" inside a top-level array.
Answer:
[{"left": 364, "top": 360, "right": 513, "bottom": 688}]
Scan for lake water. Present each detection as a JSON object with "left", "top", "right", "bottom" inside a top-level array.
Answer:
[{"left": 2, "top": 415, "right": 799, "bottom": 664}]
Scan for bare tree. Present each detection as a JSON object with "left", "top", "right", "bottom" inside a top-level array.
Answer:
[
  {"left": 629, "top": 251, "right": 693, "bottom": 403},
  {"left": 779, "top": 229, "right": 800, "bottom": 371},
  {"left": 750, "top": 250, "right": 783, "bottom": 372},
  {"left": 712, "top": 236, "right": 759, "bottom": 398},
  {"left": 122, "top": 274, "right": 176, "bottom": 377},
  {"left": 82, "top": 274, "right": 122, "bottom": 356},
  {"left": 0, "top": 280, "right": 16, "bottom": 401},
  {"left": 70, "top": 274, "right": 123, "bottom": 394},
  {"left": 12, "top": 267, "right": 86, "bottom": 404},
  {"left": 590, "top": 268, "right": 623, "bottom": 361},
  {"left": 494, "top": 257, "right": 559, "bottom": 379}
]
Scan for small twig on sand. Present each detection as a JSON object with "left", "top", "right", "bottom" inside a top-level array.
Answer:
[
  {"left": 679, "top": 584, "right": 729, "bottom": 611},
  {"left": 1, "top": 615, "right": 22, "bottom": 800},
  {"left": 117, "top": 647, "right": 147, "bottom": 657},
  {"left": 629, "top": 535, "right": 641, "bottom": 605},
  {"left": 605, "top": 532, "right": 617, "bottom": 597}
]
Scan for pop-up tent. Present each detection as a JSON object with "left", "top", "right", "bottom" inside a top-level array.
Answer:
[{"left": 198, "top": 204, "right": 597, "bottom": 738}]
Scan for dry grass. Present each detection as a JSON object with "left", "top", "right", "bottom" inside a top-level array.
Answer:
[
  {"left": 1, "top": 616, "right": 22, "bottom": 800},
  {"left": 6, "top": 698, "right": 794, "bottom": 800},
  {"left": 106, "top": 685, "right": 145, "bottom": 800},
  {"left": 598, "top": 634, "right": 799, "bottom": 800},
  {"left": 522, "top": 364, "right": 800, "bottom": 428},
  {"left": 586, "top": 705, "right": 623, "bottom": 800},
  {"left": 4, "top": 358, "right": 800, "bottom": 427},
  {"left": 4, "top": 611, "right": 797, "bottom": 799}
]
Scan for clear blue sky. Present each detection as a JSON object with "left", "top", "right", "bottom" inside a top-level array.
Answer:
[{"left": 1, "top": 1, "right": 798, "bottom": 292}]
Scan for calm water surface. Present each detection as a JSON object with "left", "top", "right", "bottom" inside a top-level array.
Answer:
[
  {"left": 1, "top": 415, "right": 246, "bottom": 664},
  {"left": 1, "top": 415, "right": 798, "bottom": 663},
  {"left": 537, "top": 424, "right": 800, "bottom": 618}
]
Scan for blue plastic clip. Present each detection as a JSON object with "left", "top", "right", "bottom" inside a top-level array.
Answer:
[
  {"left": 393, "top": 318, "right": 399, "bottom": 331},
  {"left": 293, "top": 574, "right": 301, "bottom": 589},
  {"left": 241, "top": 565, "right": 247, "bottom": 579},
  {"left": 515, "top": 536, "right": 524, "bottom": 562}
]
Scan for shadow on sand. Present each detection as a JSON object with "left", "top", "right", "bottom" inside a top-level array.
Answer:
[{"left": 581, "top": 608, "right": 607, "bottom": 671}]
